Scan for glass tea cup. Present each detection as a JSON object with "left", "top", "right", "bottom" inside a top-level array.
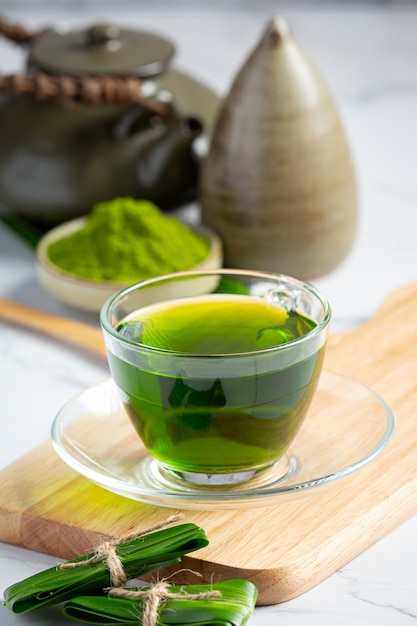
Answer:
[{"left": 100, "top": 269, "right": 331, "bottom": 488}]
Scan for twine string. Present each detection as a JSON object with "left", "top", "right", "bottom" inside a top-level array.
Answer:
[
  {"left": 59, "top": 513, "right": 183, "bottom": 587},
  {"left": 110, "top": 582, "right": 222, "bottom": 626},
  {"left": 58, "top": 513, "right": 221, "bottom": 626}
]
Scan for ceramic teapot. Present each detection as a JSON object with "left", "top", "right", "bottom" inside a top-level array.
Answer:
[{"left": 0, "top": 18, "right": 214, "bottom": 228}]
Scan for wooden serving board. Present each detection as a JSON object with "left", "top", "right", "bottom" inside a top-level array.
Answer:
[{"left": 2, "top": 284, "right": 417, "bottom": 606}]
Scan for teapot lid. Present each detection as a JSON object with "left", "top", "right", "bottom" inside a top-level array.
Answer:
[{"left": 30, "top": 23, "right": 175, "bottom": 77}]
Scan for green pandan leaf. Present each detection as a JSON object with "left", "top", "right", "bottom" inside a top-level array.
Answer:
[
  {"left": 62, "top": 579, "right": 258, "bottom": 626},
  {"left": 3, "top": 523, "right": 208, "bottom": 614}
]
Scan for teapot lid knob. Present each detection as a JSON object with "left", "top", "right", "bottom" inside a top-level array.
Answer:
[
  {"left": 87, "top": 23, "right": 122, "bottom": 48},
  {"left": 30, "top": 23, "right": 175, "bottom": 77}
]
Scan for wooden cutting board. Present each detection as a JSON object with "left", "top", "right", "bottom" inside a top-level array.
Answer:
[{"left": 2, "top": 284, "right": 417, "bottom": 606}]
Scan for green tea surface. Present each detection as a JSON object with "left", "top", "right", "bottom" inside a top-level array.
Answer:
[{"left": 119, "top": 294, "right": 316, "bottom": 354}]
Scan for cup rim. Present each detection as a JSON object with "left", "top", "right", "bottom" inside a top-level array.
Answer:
[{"left": 100, "top": 268, "right": 331, "bottom": 358}]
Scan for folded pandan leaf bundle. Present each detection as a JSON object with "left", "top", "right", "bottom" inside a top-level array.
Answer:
[
  {"left": 62, "top": 579, "right": 258, "bottom": 626},
  {"left": 3, "top": 522, "right": 208, "bottom": 614}
]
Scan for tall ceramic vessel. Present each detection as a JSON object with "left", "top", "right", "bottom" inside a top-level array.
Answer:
[{"left": 200, "top": 16, "right": 358, "bottom": 279}]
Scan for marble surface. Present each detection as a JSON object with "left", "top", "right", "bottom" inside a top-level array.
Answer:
[{"left": 1, "top": 1, "right": 417, "bottom": 624}]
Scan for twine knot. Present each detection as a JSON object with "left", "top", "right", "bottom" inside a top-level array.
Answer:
[
  {"left": 110, "top": 582, "right": 222, "bottom": 626},
  {"left": 59, "top": 513, "right": 183, "bottom": 587}
]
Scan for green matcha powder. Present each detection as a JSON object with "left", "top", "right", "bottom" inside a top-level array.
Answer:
[{"left": 47, "top": 198, "right": 210, "bottom": 282}]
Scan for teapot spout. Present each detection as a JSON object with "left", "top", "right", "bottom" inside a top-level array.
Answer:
[{"left": 130, "top": 109, "right": 204, "bottom": 209}]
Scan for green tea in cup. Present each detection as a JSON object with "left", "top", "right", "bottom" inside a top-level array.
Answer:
[{"left": 101, "top": 270, "right": 330, "bottom": 487}]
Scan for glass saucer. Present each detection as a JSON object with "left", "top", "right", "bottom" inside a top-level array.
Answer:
[{"left": 51, "top": 371, "right": 394, "bottom": 510}]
